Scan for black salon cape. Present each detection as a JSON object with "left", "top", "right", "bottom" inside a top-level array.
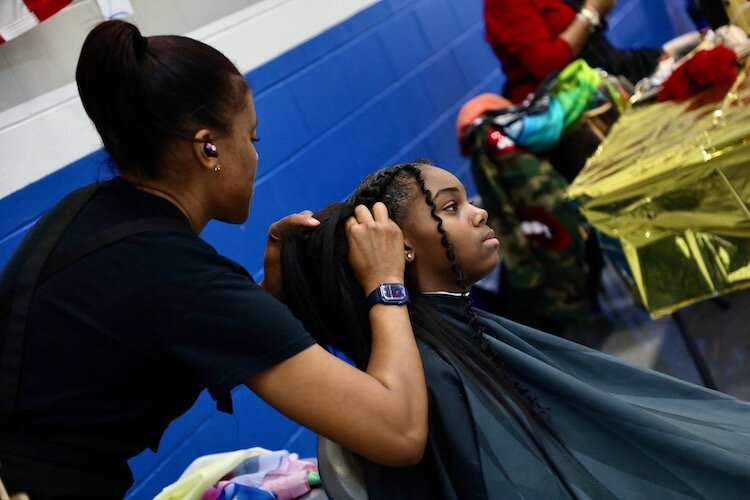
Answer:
[{"left": 362, "top": 294, "right": 750, "bottom": 499}]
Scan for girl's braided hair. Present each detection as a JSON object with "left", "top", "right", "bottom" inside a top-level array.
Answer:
[
  {"left": 348, "top": 160, "right": 558, "bottom": 437},
  {"left": 282, "top": 160, "right": 564, "bottom": 453}
]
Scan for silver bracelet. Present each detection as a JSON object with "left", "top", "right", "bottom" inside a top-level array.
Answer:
[{"left": 576, "top": 6, "right": 602, "bottom": 33}]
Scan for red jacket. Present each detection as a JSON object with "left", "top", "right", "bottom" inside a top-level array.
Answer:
[{"left": 484, "top": 0, "right": 577, "bottom": 102}]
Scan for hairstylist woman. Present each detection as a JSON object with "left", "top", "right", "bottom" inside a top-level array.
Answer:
[
  {"left": 0, "top": 20, "right": 427, "bottom": 499},
  {"left": 485, "top": 0, "right": 663, "bottom": 102}
]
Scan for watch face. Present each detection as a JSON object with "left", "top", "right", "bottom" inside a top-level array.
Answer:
[
  {"left": 380, "top": 283, "right": 408, "bottom": 302},
  {"left": 367, "top": 283, "right": 410, "bottom": 308}
]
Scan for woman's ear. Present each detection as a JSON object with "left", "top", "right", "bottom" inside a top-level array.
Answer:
[{"left": 192, "top": 128, "right": 220, "bottom": 172}]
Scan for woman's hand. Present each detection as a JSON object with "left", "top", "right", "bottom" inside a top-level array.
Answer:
[
  {"left": 346, "top": 202, "right": 405, "bottom": 295},
  {"left": 261, "top": 210, "right": 319, "bottom": 301}
]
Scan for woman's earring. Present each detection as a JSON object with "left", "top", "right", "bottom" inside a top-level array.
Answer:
[
  {"left": 405, "top": 251, "right": 414, "bottom": 261},
  {"left": 213, "top": 163, "right": 222, "bottom": 172}
]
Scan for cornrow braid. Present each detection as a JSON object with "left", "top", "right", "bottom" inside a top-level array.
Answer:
[
  {"left": 412, "top": 171, "right": 467, "bottom": 289},
  {"left": 349, "top": 169, "right": 397, "bottom": 205},
  {"left": 348, "top": 164, "right": 417, "bottom": 222},
  {"left": 411, "top": 164, "right": 557, "bottom": 430}
]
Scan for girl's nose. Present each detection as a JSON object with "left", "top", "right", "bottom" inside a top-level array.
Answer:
[{"left": 472, "top": 204, "right": 488, "bottom": 226}]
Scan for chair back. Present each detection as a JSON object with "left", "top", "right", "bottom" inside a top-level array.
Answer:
[{"left": 316, "top": 436, "right": 368, "bottom": 500}]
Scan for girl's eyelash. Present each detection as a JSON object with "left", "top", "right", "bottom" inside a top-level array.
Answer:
[{"left": 251, "top": 136, "right": 260, "bottom": 143}]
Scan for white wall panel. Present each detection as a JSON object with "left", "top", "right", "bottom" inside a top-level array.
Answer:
[{"left": 0, "top": 0, "right": 379, "bottom": 199}]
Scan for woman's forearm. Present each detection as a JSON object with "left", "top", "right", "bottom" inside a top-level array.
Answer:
[
  {"left": 559, "top": 13, "right": 593, "bottom": 58},
  {"left": 364, "top": 303, "right": 428, "bottom": 461},
  {"left": 560, "top": 1, "right": 611, "bottom": 59},
  {"left": 246, "top": 309, "right": 428, "bottom": 467}
]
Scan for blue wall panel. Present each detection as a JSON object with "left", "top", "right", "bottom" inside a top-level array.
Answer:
[
  {"left": 288, "top": 131, "right": 360, "bottom": 201},
  {"left": 384, "top": 75, "right": 438, "bottom": 138},
  {"left": 248, "top": 46, "right": 309, "bottom": 95},
  {"left": 420, "top": 52, "right": 469, "bottom": 113},
  {"left": 287, "top": 57, "right": 356, "bottom": 140},
  {"left": 341, "top": 34, "right": 398, "bottom": 110},
  {"left": 450, "top": 0, "right": 484, "bottom": 31},
  {"left": 426, "top": 115, "right": 463, "bottom": 173},
  {"left": 343, "top": 0, "right": 393, "bottom": 35},
  {"left": 608, "top": 0, "right": 678, "bottom": 47},
  {"left": 348, "top": 102, "right": 406, "bottom": 172},
  {"left": 413, "top": 0, "right": 463, "bottom": 52},
  {"left": 300, "top": 22, "right": 353, "bottom": 62},
  {"left": 252, "top": 84, "right": 308, "bottom": 176},
  {"left": 377, "top": 11, "right": 432, "bottom": 77},
  {"left": 452, "top": 26, "right": 500, "bottom": 88},
  {"left": 0, "top": 0, "right": 687, "bottom": 497},
  {"left": 385, "top": 0, "right": 414, "bottom": 14}
]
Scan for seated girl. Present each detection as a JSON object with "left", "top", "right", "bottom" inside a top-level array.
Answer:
[{"left": 280, "top": 159, "right": 750, "bottom": 499}]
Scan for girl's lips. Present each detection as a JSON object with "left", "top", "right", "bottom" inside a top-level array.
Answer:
[{"left": 483, "top": 229, "right": 500, "bottom": 246}]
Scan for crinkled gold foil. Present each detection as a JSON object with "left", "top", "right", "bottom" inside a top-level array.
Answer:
[{"left": 568, "top": 63, "right": 750, "bottom": 317}]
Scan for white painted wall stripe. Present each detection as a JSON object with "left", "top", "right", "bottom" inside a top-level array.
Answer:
[
  {"left": 0, "top": 0, "right": 379, "bottom": 200},
  {"left": 0, "top": 0, "right": 37, "bottom": 42}
]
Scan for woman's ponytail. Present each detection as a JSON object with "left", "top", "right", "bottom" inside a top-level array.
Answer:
[{"left": 75, "top": 20, "right": 247, "bottom": 178}]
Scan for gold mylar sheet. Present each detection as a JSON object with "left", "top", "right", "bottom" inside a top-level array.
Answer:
[{"left": 568, "top": 64, "right": 750, "bottom": 317}]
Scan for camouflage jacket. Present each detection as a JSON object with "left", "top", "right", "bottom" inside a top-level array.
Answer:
[{"left": 469, "top": 123, "right": 592, "bottom": 323}]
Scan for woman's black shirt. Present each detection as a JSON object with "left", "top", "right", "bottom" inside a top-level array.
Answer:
[{"left": 0, "top": 178, "right": 314, "bottom": 497}]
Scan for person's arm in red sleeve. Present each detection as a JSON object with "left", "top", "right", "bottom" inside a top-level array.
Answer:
[{"left": 484, "top": 0, "right": 612, "bottom": 80}]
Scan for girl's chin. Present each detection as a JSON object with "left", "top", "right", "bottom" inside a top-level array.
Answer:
[{"left": 468, "top": 259, "right": 501, "bottom": 288}]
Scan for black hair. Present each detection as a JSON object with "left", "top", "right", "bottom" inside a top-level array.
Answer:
[
  {"left": 75, "top": 20, "right": 249, "bottom": 179},
  {"left": 281, "top": 160, "right": 562, "bottom": 445}
]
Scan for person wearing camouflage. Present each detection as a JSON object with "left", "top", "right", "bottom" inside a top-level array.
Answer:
[{"left": 467, "top": 123, "right": 592, "bottom": 330}]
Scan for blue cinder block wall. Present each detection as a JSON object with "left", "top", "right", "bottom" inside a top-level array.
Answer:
[{"left": 0, "top": 0, "right": 689, "bottom": 497}]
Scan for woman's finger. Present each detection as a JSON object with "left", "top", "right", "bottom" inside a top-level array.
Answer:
[
  {"left": 345, "top": 216, "right": 358, "bottom": 233},
  {"left": 371, "top": 202, "right": 390, "bottom": 223},
  {"left": 353, "top": 204, "right": 375, "bottom": 224},
  {"left": 268, "top": 211, "right": 320, "bottom": 241}
]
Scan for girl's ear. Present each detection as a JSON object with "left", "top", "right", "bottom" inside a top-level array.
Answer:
[{"left": 404, "top": 240, "right": 415, "bottom": 263}]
